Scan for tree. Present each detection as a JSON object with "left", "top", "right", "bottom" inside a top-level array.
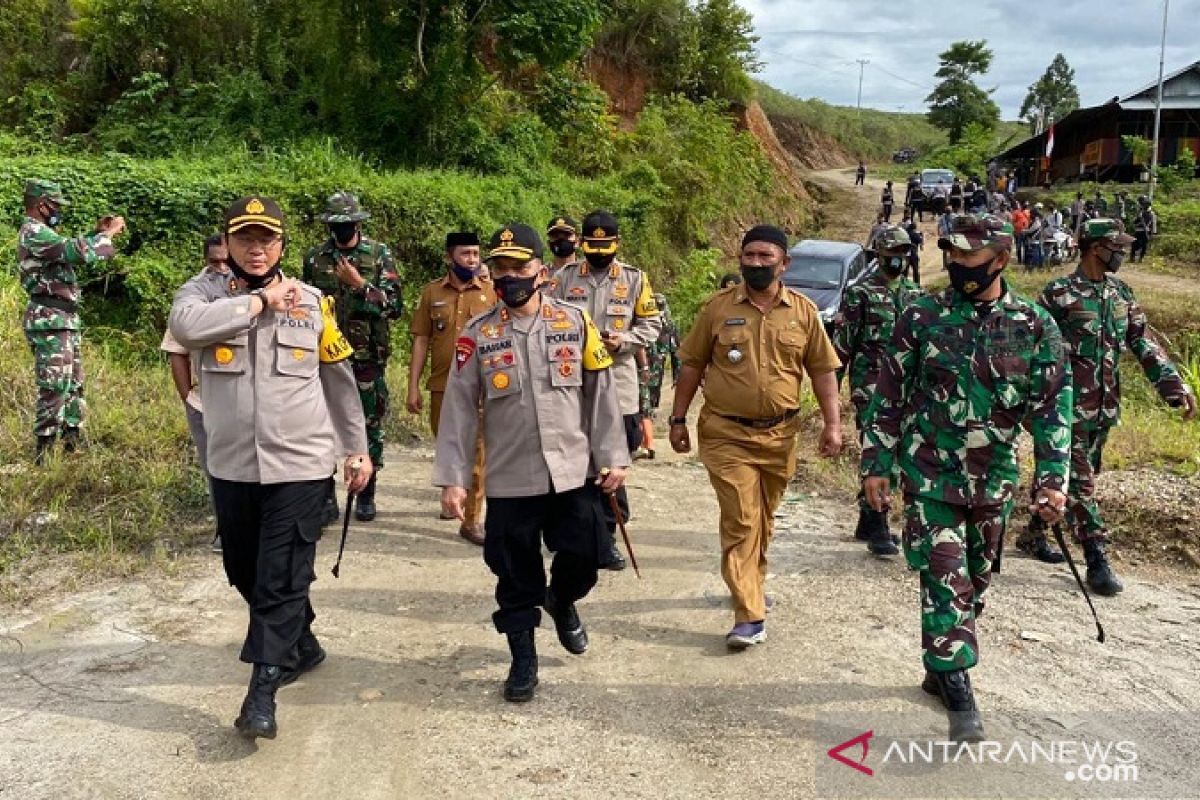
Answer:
[
  {"left": 1019, "top": 54, "right": 1079, "bottom": 134},
  {"left": 925, "top": 40, "right": 1000, "bottom": 144}
]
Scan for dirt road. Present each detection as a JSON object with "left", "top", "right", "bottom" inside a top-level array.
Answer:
[{"left": 3, "top": 424, "right": 1200, "bottom": 798}]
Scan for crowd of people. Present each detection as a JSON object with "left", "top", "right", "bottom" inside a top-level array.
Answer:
[{"left": 13, "top": 172, "right": 1193, "bottom": 749}]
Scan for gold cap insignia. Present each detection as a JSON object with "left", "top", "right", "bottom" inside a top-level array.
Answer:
[
  {"left": 556, "top": 218, "right": 566, "bottom": 226},
  {"left": 246, "top": 198, "right": 265, "bottom": 214},
  {"left": 592, "top": 227, "right": 606, "bottom": 238},
  {"left": 500, "top": 229, "right": 514, "bottom": 243}
]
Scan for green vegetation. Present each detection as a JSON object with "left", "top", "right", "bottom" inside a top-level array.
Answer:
[
  {"left": 925, "top": 41, "right": 1000, "bottom": 143},
  {"left": 755, "top": 81, "right": 947, "bottom": 161},
  {"left": 1018, "top": 54, "right": 1080, "bottom": 135}
]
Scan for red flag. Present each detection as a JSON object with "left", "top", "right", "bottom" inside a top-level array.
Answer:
[{"left": 1045, "top": 124, "right": 1055, "bottom": 158}]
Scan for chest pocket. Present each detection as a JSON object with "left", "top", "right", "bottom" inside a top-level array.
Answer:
[
  {"left": 547, "top": 337, "right": 583, "bottom": 388},
  {"left": 717, "top": 328, "right": 750, "bottom": 367},
  {"left": 481, "top": 340, "right": 521, "bottom": 399},
  {"left": 430, "top": 303, "right": 452, "bottom": 337},
  {"left": 861, "top": 297, "right": 896, "bottom": 346},
  {"left": 202, "top": 333, "right": 248, "bottom": 376},
  {"left": 774, "top": 327, "right": 808, "bottom": 370},
  {"left": 919, "top": 327, "right": 968, "bottom": 403},
  {"left": 276, "top": 324, "right": 319, "bottom": 378},
  {"left": 1108, "top": 299, "right": 1129, "bottom": 354},
  {"left": 605, "top": 298, "right": 632, "bottom": 331}
]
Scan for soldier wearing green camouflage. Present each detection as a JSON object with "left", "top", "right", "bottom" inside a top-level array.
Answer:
[
  {"left": 17, "top": 179, "right": 125, "bottom": 463},
  {"left": 646, "top": 293, "right": 679, "bottom": 413},
  {"left": 832, "top": 224, "right": 925, "bottom": 556},
  {"left": 302, "top": 192, "right": 403, "bottom": 521},
  {"left": 860, "top": 214, "right": 1072, "bottom": 743},
  {"left": 1028, "top": 218, "right": 1196, "bottom": 594}
]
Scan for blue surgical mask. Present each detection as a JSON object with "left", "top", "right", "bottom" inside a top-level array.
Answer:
[{"left": 451, "top": 262, "right": 478, "bottom": 283}]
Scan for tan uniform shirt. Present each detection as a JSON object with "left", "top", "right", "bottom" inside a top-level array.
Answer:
[
  {"left": 411, "top": 275, "right": 497, "bottom": 392},
  {"left": 679, "top": 286, "right": 841, "bottom": 419},
  {"left": 432, "top": 298, "right": 628, "bottom": 497},
  {"left": 168, "top": 271, "right": 368, "bottom": 484},
  {"left": 552, "top": 259, "right": 661, "bottom": 415}
]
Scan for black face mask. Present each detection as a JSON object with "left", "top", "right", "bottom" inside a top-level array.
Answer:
[
  {"left": 947, "top": 257, "right": 1000, "bottom": 299},
  {"left": 585, "top": 252, "right": 615, "bottom": 271},
  {"left": 1099, "top": 247, "right": 1126, "bottom": 273},
  {"left": 494, "top": 274, "right": 539, "bottom": 308},
  {"left": 227, "top": 253, "right": 282, "bottom": 290},
  {"left": 549, "top": 239, "right": 576, "bottom": 258},
  {"left": 330, "top": 222, "right": 357, "bottom": 247},
  {"left": 740, "top": 265, "right": 776, "bottom": 291},
  {"left": 881, "top": 256, "right": 906, "bottom": 277},
  {"left": 42, "top": 202, "right": 62, "bottom": 228}
]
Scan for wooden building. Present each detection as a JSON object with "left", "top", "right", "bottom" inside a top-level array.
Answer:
[{"left": 994, "top": 60, "right": 1200, "bottom": 186}]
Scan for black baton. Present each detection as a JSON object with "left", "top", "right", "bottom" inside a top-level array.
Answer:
[
  {"left": 1052, "top": 523, "right": 1106, "bottom": 643},
  {"left": 331, "top": 489, "right": 355, "bottom": 578}
]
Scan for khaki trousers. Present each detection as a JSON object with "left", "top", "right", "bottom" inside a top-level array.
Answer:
[
  {"left": 430, "top": 390, "right": 486, "bottom": 527},
  {"left": 698, "top": 407, "right": 799, "bottom": 623}
]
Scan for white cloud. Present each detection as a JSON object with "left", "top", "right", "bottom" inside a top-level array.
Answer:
[{"left": 742, "top": 0, "right": 1197, "bottom": 119}]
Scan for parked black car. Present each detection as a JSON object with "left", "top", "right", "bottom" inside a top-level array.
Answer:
[{"left": 781, "top": 240, "right": 876, "bottom": 335}]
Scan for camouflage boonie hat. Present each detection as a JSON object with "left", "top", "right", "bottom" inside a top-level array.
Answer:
[
  {"left": 318, "top": 191, "right": 370, "bottom": 223},
  {"left": 1079, "top": 217, "right": 1135, "bottom": 246},
  {"left": 876, "top": 225, "right": 912, "bottom": 251},
  {"left": 937, "top": 214, "right": 1014, "bottom": 253},
  {"left": 24, "top": 179, "right": 69, "bottom": 205}
]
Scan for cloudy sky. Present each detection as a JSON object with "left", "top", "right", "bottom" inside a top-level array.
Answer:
[{"left": 742, "top": 0, "right": 1199, "bottom": 119}]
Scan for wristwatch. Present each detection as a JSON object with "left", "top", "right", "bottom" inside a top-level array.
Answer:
[
  {"left": 250, "top": 288, "right": 269, "bottom": 309},
  {"left": 669, "top": 416, "right": 688, "bottom": 426}
]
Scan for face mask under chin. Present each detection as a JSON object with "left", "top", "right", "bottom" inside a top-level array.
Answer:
[{"left": 228, "top": 254, "right": 282, "bottom": 290}]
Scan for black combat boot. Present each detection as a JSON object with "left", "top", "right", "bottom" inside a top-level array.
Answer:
[
  {"left": 934, "top": 669, "right": 986, "bottom": 742},
  {"left": 867, "top": 510, "right": 898, "bottom": 556},
  {"left": 544, "top": 589, "right": 588, "bottom": 655},
  {"left": 234, "top": 664, "right": 283, "bottom": 739},
  {"left": 1016, "top": 516, "right": 1064, "bottom": 564},
  {"left": 503, "top": 629, "right": 538, "bottom": 703},
  {"left": 279, "top": 631, "right": 327, "bottom": 687},
  {"left": 60, "top": 427, "right": 86, "bottom": 453},
  {"left": 34, "top": 435, "right": 56, "bottom": 466},
  {"left": 1084, "top": 539, "right": 1124, "bottom": 596},
  {"left": 921, "top": 670, "right": 942, "bottom": 703},
  {"left": 853, "top": 508, "right": 872, "bottom": 541},
  {"left": 355, "top": 474, "right": 377, "bottom": 522},
  {"left": 599, "top": 527, "right": 627, "bottom": 571}
]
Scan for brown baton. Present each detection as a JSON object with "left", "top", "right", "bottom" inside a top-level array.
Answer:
[{"left": 600, "top": 469, "right": 641, "bottom": 579}]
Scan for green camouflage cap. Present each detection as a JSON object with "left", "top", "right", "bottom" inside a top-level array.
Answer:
[
  {"left": 937, "top": 214, "right": 1014, "bottom": 253},
  {"left": 876, "top": 225, "right": 912, "bottom": 251},
  {"left": 1079, "top": 217, "right": 1135, "bottom": 246},
  {"left": 24, "top": 179, "right": 69, "bottom": 206},
  {"left": 318, "top": 191, "right": 370, "bottom": 223}
]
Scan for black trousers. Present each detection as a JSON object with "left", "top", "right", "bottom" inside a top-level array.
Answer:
[
  {"left": 483, "top": 485, "right": 606, "bottom": 633},
  {"left": 211, "top": 477, "right": 327, "bottom": 667},
  {"left": 1132, "top": 232, "right": 1150, "bottom": 262}
]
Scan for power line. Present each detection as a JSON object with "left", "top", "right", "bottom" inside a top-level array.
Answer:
[
  {"left": 871, "top": 63, "right": 932, "bottom": 93},
  {"left": 856, "top": 59, "right": 870, "bottom": 110}
]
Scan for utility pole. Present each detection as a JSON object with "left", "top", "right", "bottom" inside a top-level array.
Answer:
[
  {"left": 856, "top": 59, "right": 870, "bottom": 112},
  {"left": 1149, "top": 0, "right": 1169, "bottom": 201}
]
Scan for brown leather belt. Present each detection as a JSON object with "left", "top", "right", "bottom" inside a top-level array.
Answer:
[{"left": 719, "top": 408, "right": 800, "bottom": 429}]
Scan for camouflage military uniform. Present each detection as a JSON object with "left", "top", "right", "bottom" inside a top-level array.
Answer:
[
  {"left": 645, "top": 295, "right": 680, "bottom": 415},
  {"left": 861, "top": 282, "right": 1071, "bottom": 673},
  {"left": 17, "top": 182, "right": 117, "bottom": 441},
  {"left": 302, "top": 194, "right": 403, "bottom": 469},
  {"left": 833, "top": 239, "right": 925, "bottom": 515},
  {"left": 1038, "top": 265, "right": 1189, "bottom": 545}
]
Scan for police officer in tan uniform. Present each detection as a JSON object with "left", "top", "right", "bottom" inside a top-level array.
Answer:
[
  {"left": 552, "top": 210, "right": 660, "bottom": 569},
  {"left": 671, "top": 225, "right": 843, "bottom": 650},
  {"left": 545, "top": 215, "right": 579, "bottom": 288},
  {"left": 407, "top": 231, "right": 497, "bottom": 545},
  {"left": 169, "top": 196, "right": 371, "bottom": 740},
  {"left": 434, "top": 223, "right": 628, "bottom": 703}
]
